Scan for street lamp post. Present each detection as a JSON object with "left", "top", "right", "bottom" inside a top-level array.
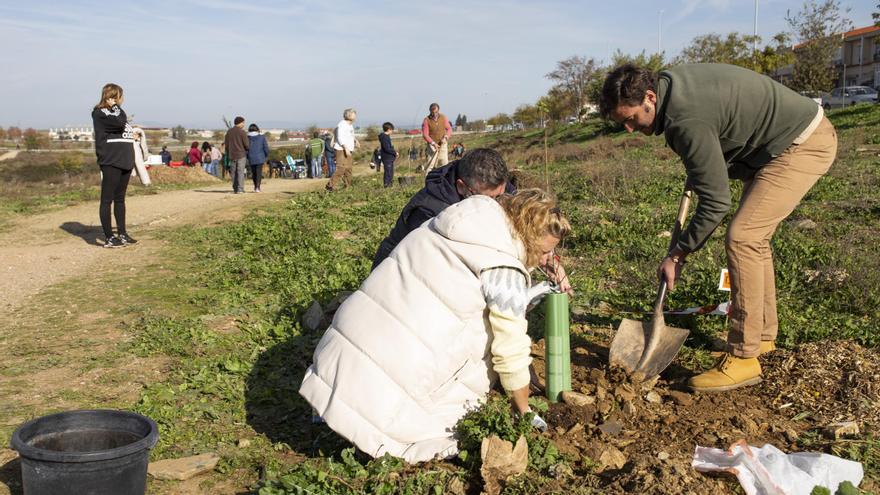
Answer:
[{"left": 658, "top": 10, "right": 664, "bottom": 55}]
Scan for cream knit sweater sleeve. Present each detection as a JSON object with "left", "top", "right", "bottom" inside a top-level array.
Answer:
[{"left": 480, "top": 267, "right": 532, "bottom": 392}]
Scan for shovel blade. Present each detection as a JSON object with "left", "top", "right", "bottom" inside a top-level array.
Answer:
[{"left": 609, "top": 318, "right": 689, "bottom": 378}]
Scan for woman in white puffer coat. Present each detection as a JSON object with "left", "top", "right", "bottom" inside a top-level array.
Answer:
[{"left": 299, "top": 189, "right": 571, "bottom": 463}]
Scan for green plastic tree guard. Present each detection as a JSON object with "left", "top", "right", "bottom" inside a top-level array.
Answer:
[{"left": 544, "top": 293, "right": 571, "bottom": 402}]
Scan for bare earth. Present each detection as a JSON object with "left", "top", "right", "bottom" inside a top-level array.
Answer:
[
  {"left": 0, "top": 176, "right": 336, "bottom": 317},
  {"left": 0, "top": 172, "right": 372, "bottom": 495}
]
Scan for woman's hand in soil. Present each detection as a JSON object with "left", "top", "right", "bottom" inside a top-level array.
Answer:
[{"left": 509, "top": 385, "right": 530, "bottom": 415}]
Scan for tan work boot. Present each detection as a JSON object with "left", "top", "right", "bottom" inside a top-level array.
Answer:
[
  {"left": 758, "top": 340, "right": 776, "bottom": 354},
  {"left": 688, "top": 354, "right": 762, "bottom": 392},
  {"left": 711, "top": 340, "right": 776, "bottom": 358}
]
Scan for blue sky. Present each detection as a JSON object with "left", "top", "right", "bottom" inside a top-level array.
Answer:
[{"left": 0, "top": 0, "right": 874, "bottom": 129}]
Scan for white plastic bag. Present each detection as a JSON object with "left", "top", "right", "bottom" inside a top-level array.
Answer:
[{"left": 692, "top": 440, "right": 863, "bottom": 495}]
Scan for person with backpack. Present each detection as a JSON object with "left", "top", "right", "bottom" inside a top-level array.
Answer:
[
  {"left": 378, "top": 122, "right": 398, "bottom": 188},
  {"left": 224, "top": 116, "right": 249, "bottom": 193},
  {"left": 305, "top": 134, "right": 324, "bottom": 179},
  {"left": 201, "top": 141, "right": 212, "bottom": 175},
  {"left": 247, "top": 123, "right": 270, "bottom": 193},
  {"left": 322, "top": 132, "right": 336, "bottom": 177},
  {"left": 91, "top": 82, "right": 137, "bottom": 248}
]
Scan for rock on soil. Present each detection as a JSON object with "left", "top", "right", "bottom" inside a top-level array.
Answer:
[{"left": 148, "top": 453, "right": 220, "bottom": 481}]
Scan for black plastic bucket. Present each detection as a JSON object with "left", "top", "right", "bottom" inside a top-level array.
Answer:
[{"left": 11, "top": 410, "right": 159, "bottom": 495}]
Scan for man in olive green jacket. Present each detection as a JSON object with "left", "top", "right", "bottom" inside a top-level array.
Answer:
[{"left": 600, "top": 63, "right": 837, "bottom": 392}]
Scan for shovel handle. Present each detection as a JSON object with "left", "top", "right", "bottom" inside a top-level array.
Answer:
[
  {"left": 667, "top": 185, "right": 693, "bottom": 254},
  {"left": 656, "top": 183, "right": 693, "bottom": 314}
]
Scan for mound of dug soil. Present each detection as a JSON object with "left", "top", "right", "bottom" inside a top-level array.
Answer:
[
  {"left": 148, "top": 166, "right": 220, "bottom": 185},
  {"left": 530, "top": 328, "right": 879, "bottom": 494}
]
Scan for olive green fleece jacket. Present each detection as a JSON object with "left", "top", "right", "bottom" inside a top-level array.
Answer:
[{"left": 653, "top": 63, "right": 819, "bottom": 253}]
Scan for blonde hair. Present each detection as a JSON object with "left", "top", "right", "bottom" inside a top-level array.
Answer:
[
  {"left": 94, "top": 83, "right": 123, "bottom": 110},
  {"left": 343, "top": 108, "right": 357, "bottom": 121},
  {"left": 497, "top": 188, "right": 571, "bottom": 268}
]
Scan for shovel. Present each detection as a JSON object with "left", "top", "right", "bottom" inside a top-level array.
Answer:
[{"left": 609, "top": 183, "right": 693, "bottom": 379}]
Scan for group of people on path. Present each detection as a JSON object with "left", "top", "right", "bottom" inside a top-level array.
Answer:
[
  {"left": 222, "top": 118, "right": 271, "bottom": 193},
  {"left": 298, "top": 62, "right": 839, "bottom": 463},
  {"left": 91, "top": 62, "right": 839, "bottom": 467}
]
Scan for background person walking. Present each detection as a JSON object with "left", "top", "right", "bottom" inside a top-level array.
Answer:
[
  {"left": 91, "top": 83, "right": 137, "bottom": 248},
  {"left": 224, "top": 116, "right": 249, "bottom": 193},
  {"left": 247, "top": 123, "right": 270, "bottom": 193},
  {"left": 326, "top": 108, "right": 358, "bottom": 191}
]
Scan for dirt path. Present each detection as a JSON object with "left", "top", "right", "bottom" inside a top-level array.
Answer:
[
  {"left": 0, "top": 151, "right": 20, "bottom": 162},
  {"left": 0, "top": 173, "right": 352, "bottom": 317}
]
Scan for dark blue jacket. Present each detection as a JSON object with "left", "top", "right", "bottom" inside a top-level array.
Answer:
[
  {"left": 378, "top": 133, "right": 396, "bottom": 164},
  {"left": 323, "top": 136, "right": 336, "bottom": 159},
  {"left": 370, "top": 160, "right": 516, "bottom": 269},
  {"left": 247, "top": 133, "right": 270, "bottom": 165}
]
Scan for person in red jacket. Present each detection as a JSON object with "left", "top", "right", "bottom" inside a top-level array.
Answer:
[{"left": 187, "top": 142, "right": 202, "bottom": 168}]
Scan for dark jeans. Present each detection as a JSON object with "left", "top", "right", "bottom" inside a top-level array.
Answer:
[
  {"left": 250, "top": 163, "right": 263, "bottom": 190},
  {"left": 326, "top": 153, "right": 336, "bottom": 177},
  {"left": 99, "top": 166, "right": 132, "bottom": 238},
  {"left": 382, "top": 158, "right": 395, "bottom": 187}
]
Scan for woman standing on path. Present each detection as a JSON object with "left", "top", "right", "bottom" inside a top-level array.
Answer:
[
  {"left": 91, "top": 83, "right": 137, "bottom": 248},
  {"left": 247, "top": 123, "right": 270, "bottom": 192}
]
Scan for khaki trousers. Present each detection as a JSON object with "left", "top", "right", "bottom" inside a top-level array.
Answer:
[
  {"left": 327, "top": 149, "right": 353, "bottom": 190},
  {"left": 425, "top": 141, "right": 448, "bottom": 175},
  {"left": 726, "top": 117, "right": 837, "bottom": 357}
]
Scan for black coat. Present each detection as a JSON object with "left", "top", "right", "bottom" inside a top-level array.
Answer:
[
  {"left": 378, "top": 133, "right": 396, "bottom": 164},
  {"left": 371, "top": 161, "right": 516, "bottom": 269}
]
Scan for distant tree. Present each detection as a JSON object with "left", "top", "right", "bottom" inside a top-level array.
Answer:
[
  {"left": 513, "top": 104, "right": 542, "bottom": 127},
  {"left": 7, "top": 126, "right": 22, "bottom": 141},
  {"left": 538, "top": 87, "right": 575, "bottom": 123},
  {"left": 212, "top": 130, "right": 225, "bottom": 141},
  {"left": 364, "top": 125, "right": 381, "bottom": 141},
  {"left": 546, "top": 55, "right": 603, "bottom": 120},
  {"left": 0, "top": 127, "right": 6, "bottom": 140},
  {"left": 875, "top": 2, "right": 879, "bottom": 26},
  {"left": 677, "top": 32, "right": 759, "bottom": 66},
  {"left": 23, "top": 128, "right": 46, "bottom": 151},
  {"left": 786, "top": 0, "right": 852, "bottom": 92},
  {"left": 466, "top": 119, "right": 486, "bottom": 132},
  {"left": 487, "top": 113, "right": 513, "bottom": 127},
  {"left": 611, "top": 50, "right": 668, "bottom": 73},
  {"left": 460, "top": 114, "right": 468, "bottom": 127},
  {"left": 454, "top": 114, "right": 462, "bottom": 127},
  {"left": 172, "top": 125, "right": 187, "bottom": 142},
  {"left": 279, "top": 130, "right": 289, "bottom": 141},
  {"left": 755, "top": 33, "right": 795, "bottom": 75}
]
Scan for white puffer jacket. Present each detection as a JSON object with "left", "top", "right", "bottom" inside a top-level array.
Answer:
[{"left": 299, "top": 195, "right": 529, "bottom": 463}]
